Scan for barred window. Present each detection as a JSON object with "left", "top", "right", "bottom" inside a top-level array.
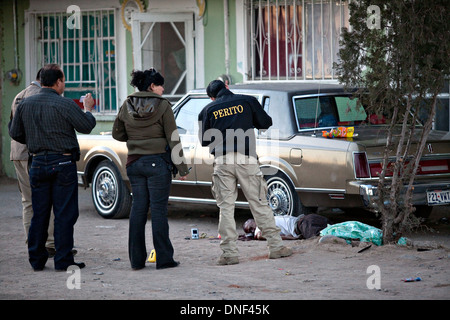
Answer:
[
  {"left": 131, "top": 13, "right": 195, "bottom": 103},
  {"left": 29, "top": 9, "right": 118, "bottom": 113},
  {"left": 249, "top": 0, "right": 349, "bottom": 81}
]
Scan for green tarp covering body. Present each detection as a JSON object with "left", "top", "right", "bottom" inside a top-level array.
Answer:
[{"left": 320, "top": 221, "right": 383, "bottom": 246}]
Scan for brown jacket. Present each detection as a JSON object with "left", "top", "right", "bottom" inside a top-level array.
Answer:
[
  {"left": 10, "top": 81, "right": 41, "bottom": 161},
  {"left": 112, "top": 91, "right": 189, "bottom": 176}
]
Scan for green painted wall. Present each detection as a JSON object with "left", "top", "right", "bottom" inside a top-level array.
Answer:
[
  {"left": 203, "top": 0, "right": 242, "bottom": 85},
  {"left": 0, "top": 0, "right": 243, "bottom": 178},
  {"left": 0, "top": 0, "right": 127, "bottom": 178},
  {"left": 1, "top": 0, "right": 29, "bottom": 178}
]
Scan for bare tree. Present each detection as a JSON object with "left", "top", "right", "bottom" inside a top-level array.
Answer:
[{"left": 334, "top": 0, "right": 450, "bottom": 243}]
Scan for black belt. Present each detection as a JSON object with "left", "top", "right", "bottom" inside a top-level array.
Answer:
[{"left": 32, "top": 151, "right": 71, "bottom": 156}]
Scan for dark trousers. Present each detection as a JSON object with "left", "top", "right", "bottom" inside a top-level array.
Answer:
[
  {"left": 28, "top": 154, "right": 79, "bottom": 270},
  {"left": 126, "top": 154, "right": 175, "bottom": 269}
]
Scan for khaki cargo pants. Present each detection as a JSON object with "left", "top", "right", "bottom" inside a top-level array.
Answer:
[{"left": 211, "top": 153, "right": 284, "bottom": 258}]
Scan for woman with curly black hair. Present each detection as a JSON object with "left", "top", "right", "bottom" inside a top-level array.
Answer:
[{"left": 113, "top": 68, "right": 189, "bottom": 270}]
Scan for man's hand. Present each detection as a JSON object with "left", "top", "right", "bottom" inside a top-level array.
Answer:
[{"left": 83, "top": 93, "right": 95, "bottom": 112}]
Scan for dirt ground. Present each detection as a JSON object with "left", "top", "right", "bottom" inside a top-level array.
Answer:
[{"left": 0, "top": 175, "right": 449, "bottom": 303}]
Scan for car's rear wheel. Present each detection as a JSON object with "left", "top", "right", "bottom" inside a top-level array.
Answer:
[
  {"left": 91, "top": 160, "right": 131, "bottom": 219},
  {"left": 264, "top": 172, "right": 310, "bottom": 217}
]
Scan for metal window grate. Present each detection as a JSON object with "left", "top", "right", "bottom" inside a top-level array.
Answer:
[
  {"left": 248, "top": 0, "right": 349, "bottom": 81},
  {"left": 31, "top": 9, "right": 118, "bottom": 113}
]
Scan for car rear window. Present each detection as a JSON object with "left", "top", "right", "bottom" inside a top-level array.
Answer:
[
  {"left": 295, "top": 96, "right": 335, "bottom": 129},
  {"left": 335, "top": 96, "right": 367, "bottom": 124},
  {"left": 294, "top": 95, "right": 368, "bottom": 130}
]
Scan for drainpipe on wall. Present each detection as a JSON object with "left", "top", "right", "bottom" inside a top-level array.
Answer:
[
  {"left": 6, "top": 0, "right": 22, "bottom": 85},
  {"left": 223, "top": 0, "right": 230, "bottom": 80}
]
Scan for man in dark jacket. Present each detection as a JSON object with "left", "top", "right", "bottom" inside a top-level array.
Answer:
[
  {"left": 198, "top": 80, "right": 292, "bottom": 265},
  {"left": 9, "top": 64, "right": 96, "bottom": 271}
]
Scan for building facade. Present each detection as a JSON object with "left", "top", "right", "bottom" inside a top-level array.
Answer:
[{"left": 1, "top": 0, "right": 449, "bottom": 178}]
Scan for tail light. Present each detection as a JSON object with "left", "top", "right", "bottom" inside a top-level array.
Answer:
[
  {"left": 368, "top": 158, "right": 450, "bottom": 177},
  {"left": 354, "top": 152, "right": 370, "bottom": 178},
  {"left": 369, "top": 162, "right": 395, "bottom": 177},
  {"left": 417, "top": 159, "right": 450, "bottom": 175}
]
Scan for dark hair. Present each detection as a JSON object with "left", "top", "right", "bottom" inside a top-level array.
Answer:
[
  {"left": 206, "top": 80, "right": 226, "bottom": 98},
  {"left": 36, "top": 68, "right": 43, "bottom": 81},
  {"left": 40, "top": 63, "right": 64, "bottom": 87},
  {"left": 40, "top": 64, "right": 64, "bottom": 87},
  {"left": 130, "top": 68, "right": 164, "bottom": 92}
]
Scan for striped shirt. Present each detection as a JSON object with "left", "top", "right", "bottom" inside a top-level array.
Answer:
[{"left": 9, "top": 88, "right": 96, "bottom": 154}]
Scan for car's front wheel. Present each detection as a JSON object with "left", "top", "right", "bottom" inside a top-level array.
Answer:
[
  {"left": 91, "top": 160, "right": 131, "bottom": 219},
  {"left": 264, "top": 172, "right": 311, "bottom": 217}
]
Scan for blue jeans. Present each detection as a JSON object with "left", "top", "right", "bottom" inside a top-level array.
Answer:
[
  {"left": 126, "top": 154, "right": 175, "bottom": 269},
  {"left": 28, "top": 154, "right": 79, "bottom": 270}
]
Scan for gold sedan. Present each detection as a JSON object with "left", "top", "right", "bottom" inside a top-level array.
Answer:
[{"left": 77, "top": 83, "right": 450, "bottom": 219}]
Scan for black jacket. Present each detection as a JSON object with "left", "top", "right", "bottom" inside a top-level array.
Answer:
[{"left": 198, "top": 88, "right": 272, "bottom": 157}]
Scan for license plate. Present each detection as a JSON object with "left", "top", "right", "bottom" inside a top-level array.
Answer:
[{"left": 427, "top": 190, "right": 450, "bottom": 205}]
